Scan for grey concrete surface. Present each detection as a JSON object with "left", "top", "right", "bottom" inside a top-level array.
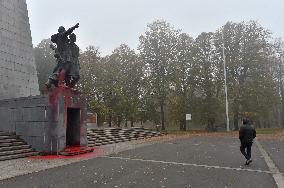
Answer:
[
  {"left": 0, "top": 156, "right": 276, "bottom": 188},
  {"left": 111, "top": 137, "right": 269, "bottom": 171},
  {"left": 0, "top": 0, "right": 39, "bottom": 100},
  {"left": 0, "top": 136, "right": 280, "bottom": 188},
  {"left": 256, "top": 140, "right": 284, "bottom": 188},
  {"left": 0, "top": 136, "right": 167, "bottom": 181}
]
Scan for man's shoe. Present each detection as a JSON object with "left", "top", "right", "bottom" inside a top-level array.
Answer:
[
  {"left": 245, "top": 160, "right": 249, "bottom": 165},
  {"left": 247, "top": 159, "right": 252, "bottom": 165}
]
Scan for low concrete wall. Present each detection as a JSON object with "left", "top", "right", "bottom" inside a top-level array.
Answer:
[
  {"left": 0, "top": 88, "right": 88, "bottom": 154},
  {"left": 0, "top": 96, "right": 48, "bottom": 133}
]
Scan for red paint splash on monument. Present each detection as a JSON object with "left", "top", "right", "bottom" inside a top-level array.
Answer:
[
  {"left": 43, "top": 70, "right": 88, "bottom": 154},
  {"left": 47, "top": 70, "right": 80, "bottom": 106}
]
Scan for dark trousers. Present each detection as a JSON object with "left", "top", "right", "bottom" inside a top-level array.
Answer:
[{"left": 240, "top": 142, "right": 252, "bottom": 160}]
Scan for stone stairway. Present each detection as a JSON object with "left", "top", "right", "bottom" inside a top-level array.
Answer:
[
  {"left": 87, "top": 127, "right": 162, "bottom": 147},
  {"left": 0, "top": 131, "right": 38, "bottom": 161}
]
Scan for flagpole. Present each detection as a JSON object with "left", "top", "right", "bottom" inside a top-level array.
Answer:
[{"left": 222, "top": 31, "right": 230, "bottom": 132}]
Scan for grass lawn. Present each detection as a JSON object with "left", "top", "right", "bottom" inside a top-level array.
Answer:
[
  {"left": 256, "top": 128, "right": 283, "bottom": 135},
  {"left": 161, "top": 130, "right": 208, "bottom": 135},
  {"left": 162, "top": 128, "right": 283, "bottom": 136}
]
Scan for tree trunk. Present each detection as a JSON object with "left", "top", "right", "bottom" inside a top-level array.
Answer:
[
  {"left": 179, "top": 120, "right": 183, "bottom": 131},
  {"left": 97, "top": 115, "right": 102, "bottom": 127},
  {"left": 179, "top": 119, "right": 186, "bottom": 131},
  {"left": 108, "top": 114, "right": 112, "bottom": 127},
  {"left": 117, "top": 117, "right": 122, "bottom": 127},
  {"left": 161, "top": 103, "right": 165, "bottom": 131},
  {"left": 263, "top": 120, "right": 266, "bottom": 128},
  {"left": 233, "top": 113, "right": 239, "bottom": 131},
  {"left": 256, "top": 119, "right": 261, "bottom": 128},
  {"left": 125, "top": 120, "right": 128, "bottom": 128},
  {"left": 206, "top": 114, "right": 215, "bottom": 131},
  {"left": 281, "top": 88, "right": 284, "bottom": 128},
  {"left": 130, "top": 118, "right": 134, "bottom": 127}
]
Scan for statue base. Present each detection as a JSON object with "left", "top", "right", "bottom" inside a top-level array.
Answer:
[{"left": 0, "top": 86, "right": 88, "bottom": 154}]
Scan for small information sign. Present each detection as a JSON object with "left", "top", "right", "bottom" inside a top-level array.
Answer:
[{"left": 186, "top": 114, "right": 192, "bottom": 120}]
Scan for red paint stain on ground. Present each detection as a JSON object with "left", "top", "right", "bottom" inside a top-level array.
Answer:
[{"left": 29, "top": 147, "right": 103, "bottom": 160}]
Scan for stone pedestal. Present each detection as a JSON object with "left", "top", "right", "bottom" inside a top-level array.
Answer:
[{"left": 0, "top": 87, "right": 87, "bottom": 154}]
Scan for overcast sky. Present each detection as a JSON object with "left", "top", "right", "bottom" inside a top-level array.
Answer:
[{"left": 26, "top": 0, "right": 284, "bottom": 55}]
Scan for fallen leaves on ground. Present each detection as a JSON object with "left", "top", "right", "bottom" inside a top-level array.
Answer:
[{"left": 257, "top": 130, "right": 284, "bottom": 141}]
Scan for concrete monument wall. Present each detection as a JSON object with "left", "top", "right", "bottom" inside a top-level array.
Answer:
[
  {"left": 0, "top": 0, "right": 39, "bottom": 100},
  {"left": 0, "top": 88, "right": 88, "bottom": 154}
]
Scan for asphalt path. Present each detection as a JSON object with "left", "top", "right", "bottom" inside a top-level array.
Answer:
[
  {"left": 0, "top": 136, "right": 281, "bottom": 188},
  {"left": 260, "top": 140, "right": 284, "bottom": 173}
]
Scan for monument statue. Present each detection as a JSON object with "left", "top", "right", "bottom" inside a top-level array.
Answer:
[
  {"left": 0, "top": 1, "right": 89, "bottom": 155},
  {"left": 45, "top": 23, "right": 80, "bottom": 89}
]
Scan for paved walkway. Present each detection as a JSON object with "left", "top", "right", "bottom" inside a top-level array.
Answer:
[{"left": 0, "top": 136, "right": 283, "bottom": 188}]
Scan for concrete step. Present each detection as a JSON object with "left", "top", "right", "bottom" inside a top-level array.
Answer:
[
  {"left": 0, "top": 143, "right": 13, "bottom": 147},
  {"left": 12, "top": 141, "right": 26, "bottom": 146},
  {"left": 0, "top": 148, "right": 34, "bottom": 156},
  {"left": 0, "top": 139, "right": 17, "bottom": 143},
  {"left": 0, "top": 131, "right": 39, "bottom": 161},
  {"left": 0, "top": 141, "right": 26, "bottom": 147},
  {"left": 0, "top": 135, "right": 18, "bottom": 140},
  {"left": 0, "top": 145, "right": 30, "bottom": 152},
  {"left": 0, "top": 152, "right": 38, "bottom": 161},
  {"left": 0, "top": 132, "right": 14, "bottom": 136},
  {"left": 87, "top": 128, "right": 161, "bottom": 146}
]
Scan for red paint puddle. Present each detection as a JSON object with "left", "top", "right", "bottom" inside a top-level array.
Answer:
[
  {"left": 63, "top": 146, "right": 86, "bottom": 151},
  {"left": 29, "top": 147, "right": 103, "bottom": 160}
]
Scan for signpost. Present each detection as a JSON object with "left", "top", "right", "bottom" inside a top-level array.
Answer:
[
  {"left": 186, "top": 114, "right": 192, "bottom": 121},
  {"left": 186, "top": 114, "right": 192, "bottom": 130}
]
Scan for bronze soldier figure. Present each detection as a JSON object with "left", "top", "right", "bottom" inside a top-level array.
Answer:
[
  {"left": 45, "top": 23, "right": 79, "bottom": 89},
  {"left": 66, "top": 33, "right": 80, "bottom": 88}
]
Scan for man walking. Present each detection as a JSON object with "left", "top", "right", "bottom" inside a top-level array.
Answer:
[{"left": 239, "top": 118, "right": 256, "bottom": 165}]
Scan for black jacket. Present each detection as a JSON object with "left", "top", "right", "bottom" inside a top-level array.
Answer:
[{"left": 239, "top": 124, "right": 256, "bottom": 143}]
